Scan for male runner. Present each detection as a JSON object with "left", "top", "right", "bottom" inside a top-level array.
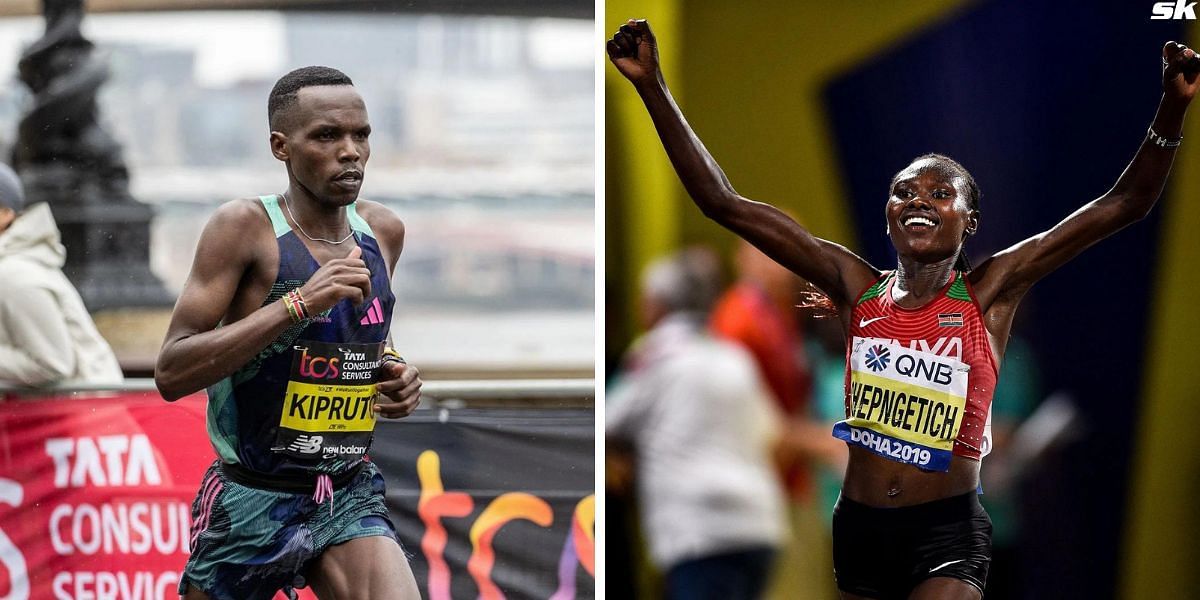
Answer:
[{"left": 155, "top": 66, "right": 421, "bottom": 600}]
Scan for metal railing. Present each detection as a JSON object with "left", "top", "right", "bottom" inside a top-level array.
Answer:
[{"left": 0, "top": 378, "right": 595, "bottom": 407}]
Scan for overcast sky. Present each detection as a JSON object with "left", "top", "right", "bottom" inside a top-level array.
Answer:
[{"left": 0, "top": 11, "right": 591, "bottom": 87}]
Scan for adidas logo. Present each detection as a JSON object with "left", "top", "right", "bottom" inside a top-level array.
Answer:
[{"left": 360, "top": 297, "right": 385, "bottom": 326}]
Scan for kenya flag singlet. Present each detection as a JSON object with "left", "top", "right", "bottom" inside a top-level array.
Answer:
[{"left": 832, "top": 271, "right": 998, "bottom": 471}]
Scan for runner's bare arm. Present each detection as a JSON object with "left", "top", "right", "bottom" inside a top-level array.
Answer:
[
  {"left": 972, "top": 42, "right": 1199, "bottom": 310},
  {"left": 155, "top": 200, "right": 372, "bottom": 401},
  {"left": 607, "top": 19, "right": 877, "bottom": 307}
]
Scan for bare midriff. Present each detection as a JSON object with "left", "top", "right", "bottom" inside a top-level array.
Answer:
[{"left": 841, "top": 446, "right": 980, "bottom": 507}]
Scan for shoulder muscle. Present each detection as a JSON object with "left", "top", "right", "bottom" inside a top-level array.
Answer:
[{"left": 354, "top": 199, "right": 405, "bottom": 272}]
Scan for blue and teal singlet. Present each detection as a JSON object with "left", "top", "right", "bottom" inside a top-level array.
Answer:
[{"left": 204, "top": 195, "right": 396, "bottom": 478}]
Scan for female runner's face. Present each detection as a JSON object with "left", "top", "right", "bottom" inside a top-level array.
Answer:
[{"left": 884, "top": 158, "right": 977, "bottom": 265}]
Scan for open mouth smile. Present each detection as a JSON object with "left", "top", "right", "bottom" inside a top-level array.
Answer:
[{"left": 900, "top": 213, "right": 938, "bottom": 231}]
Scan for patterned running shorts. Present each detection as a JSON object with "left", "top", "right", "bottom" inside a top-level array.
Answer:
[{"left": 179, "top": 460, "right": 400, "bottom": 599}]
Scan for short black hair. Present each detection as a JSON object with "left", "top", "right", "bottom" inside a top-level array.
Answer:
[{"left": 268, "top": 66, "right": 354, "bottom": 131}]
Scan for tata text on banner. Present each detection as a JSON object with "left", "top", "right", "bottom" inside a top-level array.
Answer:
[
  {"left": 0, "top": 394, "right": 595, "bottom": 600},
  {"left": 0, "top": 392, "right": 212, "bottom": 600}
]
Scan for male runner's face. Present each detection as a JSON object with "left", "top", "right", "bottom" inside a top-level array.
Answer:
[
  {"left": 885, "top": 159, "right": 975, "bottom": 263},
  {"left": 282, "top": 85, "right": 372, "bottom": 207}
]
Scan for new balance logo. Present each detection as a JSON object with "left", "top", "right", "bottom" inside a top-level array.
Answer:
[
  {"left": 360, "top": 297, "right": 385, "bottom": 326},
  {"left": 1152, "top": 0, "right": 1197, "bottom": 19},
  {"left": 288, "top": 434, "right": 323, "bottom": 454}
]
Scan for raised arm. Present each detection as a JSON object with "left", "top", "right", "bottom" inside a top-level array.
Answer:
[
  {"left": 974, "top": 42, "right": 1199, "bottom": 308},
  {"left": 155, "top": 200, "right": 372, "bottom": 400},
  {"left": 607, "top": 19, "right": 877, "bottom": 307}
]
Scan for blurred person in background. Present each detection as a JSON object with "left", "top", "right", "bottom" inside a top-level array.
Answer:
[
  {"left": 610, "top": 19, "right": 1198, "bottom": 599},
  {"left": 712, "top": 239, "right": 812, "bottom": 425},
  {"left": 711, "top": 238, "right": 842, "bottom": 599},
  {"left": 607, "top": 247, "right": 786, "bottom": 600},
  {"left": 0, "top": 162, "right": 122, "bottom": 387},
  {"left": 975, "top": 334, "right": 1038, "bottom": 600}
]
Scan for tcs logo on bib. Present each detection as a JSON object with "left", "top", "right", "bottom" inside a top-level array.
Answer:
[{"left": 298, "top": 348, "right": 340, "bottom": 379}]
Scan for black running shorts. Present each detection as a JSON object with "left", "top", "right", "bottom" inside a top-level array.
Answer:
[{"left": 832, "top": 491, "right": 992, "bottom": 599}]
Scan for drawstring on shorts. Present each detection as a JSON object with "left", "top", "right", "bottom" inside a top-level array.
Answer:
[{"left": 314, "top": 473, "right": 334, "bottom": 516}]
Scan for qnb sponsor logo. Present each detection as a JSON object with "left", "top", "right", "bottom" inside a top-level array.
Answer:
[
  {"left": 895, "top": 353, "right": 956, "bottom": 386},
  {"left": 1152, "top": 0, "right": 1197, "bottom": 19},
  {"left": 864, "top": 345, "right": 891, "bottom": 372},
  {"left": 288, "top": 434, "right": 324, "bottom": 455}
]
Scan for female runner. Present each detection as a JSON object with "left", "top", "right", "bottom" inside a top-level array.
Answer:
[{"left": 608, "top": 19, "right": 1198, "bottom": 600}]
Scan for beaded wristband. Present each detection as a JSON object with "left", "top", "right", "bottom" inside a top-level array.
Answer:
[
  {"left": 283, "top": 289, "right": 309, "bottom": 323},
  {"left": 291, "top": 290, "right": 309, "bottom": 320},
  {"left": 283, "top": 296, "right": 300, "bottom": 323}
]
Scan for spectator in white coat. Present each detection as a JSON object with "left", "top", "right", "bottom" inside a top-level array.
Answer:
[
  {"left": 607, "top": 247, "right": 786, "bottom": 600},
  {"left": 0, "top": 163, "right": 122, "bottom": 387}
]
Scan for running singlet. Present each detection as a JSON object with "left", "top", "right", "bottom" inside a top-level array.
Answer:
[
  {"left": 204, "top": 195, "right": 396, "bottom": 478},
  {"left": 832, "top": 271, "right": 998, "bottom": 471}
]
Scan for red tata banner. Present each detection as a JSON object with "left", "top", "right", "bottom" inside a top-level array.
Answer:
[
  {"left": 0, "top": 392, "right": 210, "bottom": 600},
  {"left": 0, "top": 392, "right": 595, "bottom": 600}
]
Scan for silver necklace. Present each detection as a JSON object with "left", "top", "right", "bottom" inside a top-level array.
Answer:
[{"left": 281, "top": 194, "right": 354, "bottom": 245}]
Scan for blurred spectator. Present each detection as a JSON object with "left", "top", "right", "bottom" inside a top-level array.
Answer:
[
  {"left": 711, "top": 240, "right": 842, "bottom": 599},
  {"left": 979, "top": 334, "right": 1040, "bottom": 600},
  {"left": 711, "top": 239, "right": 812, "bottom": 418},
  {"left": 607, "top": 247, "right": 785, "bottom": 600},
  {"left": 806, "top": 314, "right": 853, "bottom": 518},
  {"left": 0, "top": 164, "right": 122, "bottom": 387}
]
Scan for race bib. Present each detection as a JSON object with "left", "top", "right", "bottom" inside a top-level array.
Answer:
[
  {"left": 272, "top": 340, "right": 384, "bottom": 460},
  {"left": 832, "top": 337, "right": 970, "bottom": 471}
]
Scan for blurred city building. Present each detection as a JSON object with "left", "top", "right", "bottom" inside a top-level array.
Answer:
[{"left": 0, "top": 10, "right": 593, "bottom": 375}]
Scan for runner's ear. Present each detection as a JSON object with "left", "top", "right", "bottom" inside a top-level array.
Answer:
[{"left": 269, "top": 131, "right": 289, "bottom": 161}]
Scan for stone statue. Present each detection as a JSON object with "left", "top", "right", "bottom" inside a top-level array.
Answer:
[
  {"left": 10, "top": 0, "right": 170, "bottom": 311},
  {"left": 13, "top": 0, "right": 131, "bottom": 200}
]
